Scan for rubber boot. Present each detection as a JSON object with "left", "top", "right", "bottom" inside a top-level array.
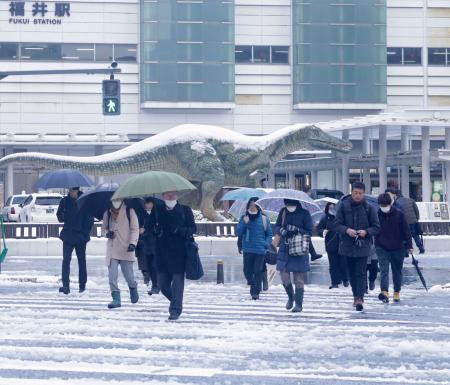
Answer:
[
  {"left": 108, "top": 291, "right": 121, "bottom": 309},
  {"left": 129, "top": 285, "right": 139, "bottom": 304},
  {"left": 291, "top": 288, "right": 304, "bottom": 313},
  {"left": 262, "top": 270, "right": 269, "bottom": 291},
  {"left": 283, "top": 284, "right": 294, "bottom": 310}
]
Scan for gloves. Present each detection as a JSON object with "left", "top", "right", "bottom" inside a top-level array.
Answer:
[
  {"left": 105, "top": 231, "right": 115, "bottom": 239},
  {"left": 127, "top": 244, "right": 136, "bottom": 252}
]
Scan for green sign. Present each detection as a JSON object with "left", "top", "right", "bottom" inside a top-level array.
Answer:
[{"left": 103, "top": 97, "right": 120, "bottom": 115}]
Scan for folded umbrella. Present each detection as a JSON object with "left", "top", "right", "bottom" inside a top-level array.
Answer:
[
  {"left": 112, "top": 171, "right": 196, "bottom": 200},
  {"left": 410, "top": 252, "right": 428, "bottom": 291},
  {"left": 34, "top": 169, "right": 94, "bottom": 190}
]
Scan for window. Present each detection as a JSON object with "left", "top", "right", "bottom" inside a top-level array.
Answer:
[
  {"left": 0, "top": 42, "right": 137, "bottom": 62},
  {"left": 22, "top": 196, "right": 33, "bottom": 206},
  {"left": 235, "top": 45, "right": 252, "bottom": 63},
  {"left": 12, "top": 196, "right": 27, "bottom": 205},
  {"left": 0, "top": 43, "right": 18, "bottom": 60},
  {"left": 253, "top": 46, "right": 270, "bottom": 63},
  {"left": 387, "top": 47, "right": 421, "bottom": 65},
  {"left": 20, "top": 43, "right": 62, "bottom": 60},
  {"left": 429, "top": 48, "right": 449, "bottom": 66},
  {"left": 61, "top": 44, "right": 95, "bottom": 61},
  {"left": 114, "top": 44, "right": 137, "bottom": 62},
  {"left": 35, "top": 197, "right": 62, "bottom": 206},
  {"left": 271, "top": 46, "right": 289, "bottom": 64},
  {"left": 5, "top": 197, "right": 12, "bottom": 206},
  {"left": 235, "top": 45, "right": 290, "bottom": 64}
]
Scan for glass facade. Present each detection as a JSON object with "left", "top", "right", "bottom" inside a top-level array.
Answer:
[
  {"left": 293, "top": 0, "right": 387, "bottom": 105},
  {"left": 140, "top": 0, "right": 234, "bottom": 104}
]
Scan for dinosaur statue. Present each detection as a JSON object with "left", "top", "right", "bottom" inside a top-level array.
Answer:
[{"left": 0, "top": 124, "right": 351, "bottom": 221}]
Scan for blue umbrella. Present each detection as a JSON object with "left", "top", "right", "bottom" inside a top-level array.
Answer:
[
  {"left": 34, "top": 169, "right": 94, "bottom": 190},
  {"left": 221, "top": 188, "right": 267, "bottom": 201},
  {"left": 256, "top": 189, "right": 321, "bottom": 215}
]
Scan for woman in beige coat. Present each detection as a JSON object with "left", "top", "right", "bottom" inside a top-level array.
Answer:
[{"left": 102, "top": 199, "right": 140, "bottom": 309}]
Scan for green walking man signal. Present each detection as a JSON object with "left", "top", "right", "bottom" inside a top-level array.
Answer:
[{"left": 103, "top": 79, "right": 121, "bottom": 115}]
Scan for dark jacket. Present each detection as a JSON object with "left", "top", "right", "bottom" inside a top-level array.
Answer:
[
  {"left": 156, "top": 203, "right": 197, "bottom": 275},
  {"left": 317, "top": 213, "right": 339, "bottom": 255},
  {"left": 376, "top": 207, "right": 413, "bottom": 251},
  {"left": 57, "top": 192, "right": 94, "bottom": 246},
  {"left": 335, "top": 195, "right": 380, "bottom": 258},
  {"left": 142, "top": 209, "right": 159, "bottom": 256},
  {"left": 236, "top": 212, "right": 272, "bottom": 255},
  {"left": 394, "top": 195, "right": 420, "bottom": 225},
  {"left": 275, "top": 206, "right": 313, "bottom": 273}
]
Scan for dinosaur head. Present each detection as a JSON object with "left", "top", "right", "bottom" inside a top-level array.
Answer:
[{"left": 304, "top": 125, "right": 352, "bottom": 153}]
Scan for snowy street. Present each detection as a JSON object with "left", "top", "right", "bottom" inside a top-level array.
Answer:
[{"left": 0, "top": 255, "right": 449, "bottom": 385}]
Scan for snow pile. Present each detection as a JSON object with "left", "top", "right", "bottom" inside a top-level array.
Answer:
[{"left": 429, "top": 283, "right": 450, "bottom": 293}]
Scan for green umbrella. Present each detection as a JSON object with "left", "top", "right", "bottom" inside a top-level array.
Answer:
[{"left": 111, "top": 171, "right": 196, "bottom": 200}]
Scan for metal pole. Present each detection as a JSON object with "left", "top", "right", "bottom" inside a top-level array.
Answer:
[
  {"left": 401, "top": 125, "right": 410, "bottom": 197},
  {"left": 342, "top": 131, "right": 350, "bottom": 194},
  {"left": 362, "top": 127, "right": 371, "bottom": 192},
  {"left": 379, "top": 125, "right": 388, "bottom": 193},
  {"left": 422, "top": 126, "right": 431, "bottom": 202}
]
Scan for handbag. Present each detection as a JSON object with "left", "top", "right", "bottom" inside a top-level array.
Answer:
[
  {"left": 287, "top": 231, "right": 311, "bottom": 257},
  {"left": 265, "top": 244, "right": 278, "bottom": 265},
  {"left": 185, "top": 239, "right": 204, "bottom": 280}
]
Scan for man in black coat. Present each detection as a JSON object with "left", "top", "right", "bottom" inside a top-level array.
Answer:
[
  {"left": 56, "top": 187, "right": 94, "bottom": 294},
  {"left": 335, "top": 182, "right": 380, "bottom": 311},
  {"left": 155, "top": 191, "right": 196, "bottom": 321},
  {"left": 142, "top": 197, "right": 160, "bottom": 295}
]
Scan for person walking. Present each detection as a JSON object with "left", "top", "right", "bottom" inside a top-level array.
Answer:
[
  {"left": 366, "top": 245, "right": 378, "bottom": 293},
  {"left": 142, "top": 197, "right": 160, "bottom": 295},
  {"left": 376, "top": 193, "right": 413, "bottom": 303},
  {"left": 303, "top": 185, "right": 323, "bottom": 261},
  {"left": 237, "top": 198, "right": 272, "bottom": 300},
  {"left": 386, "top": 188, "right": 425, "bottom": 254},
  {"left": 275, "top": 199, "right": 313, "bottom": 313},
  {"left": 134, "top": 200, "right": 150, "bottom": 286},
  {"left": 57, "top": 187, "right": 94, "bottom": 294},
  {"left": 317, "top": 202, "right": 349, "bottom": 289},
  {"left": 335, "top": 182, "right": 380, "bottom": 311},
  {"left": 155, "top": 191, "right": 196, "bottom": 321},
  {"left": 102, "top": 199, "right": 140, "bottom": 309}
]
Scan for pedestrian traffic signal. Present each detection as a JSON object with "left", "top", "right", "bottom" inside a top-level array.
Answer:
[{"left": 103, "top": 79, "right": 120, "bottom": 115}]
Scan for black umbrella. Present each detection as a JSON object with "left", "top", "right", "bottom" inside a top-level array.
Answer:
[
  {"left": 34, "top": 169, "right": 94, "bottom": 190},
  {"left": 410, "top": 252, "right": 428, "bottom": 291},
  {"left": 77, "top": 183, "right": 119, "bottom": 221}
]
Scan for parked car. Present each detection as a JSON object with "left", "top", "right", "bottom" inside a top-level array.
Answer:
[
  {"left": 310, "top": 189, "right": 344, "bottom": 201},
  {"left": 18, "top": 193, "right": 63, "bottom": 223},
  {"left": 1, "top": 194, "right": 28, "bottom": 222}
]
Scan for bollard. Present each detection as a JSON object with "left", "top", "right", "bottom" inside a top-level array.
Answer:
[{"left": 216, "top": 260, "right": 224, "bottom": 284}]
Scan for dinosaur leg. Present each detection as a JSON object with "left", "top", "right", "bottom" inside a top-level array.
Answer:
[{"left": 200, "top": 180, "right": 226, "bottom": 222}]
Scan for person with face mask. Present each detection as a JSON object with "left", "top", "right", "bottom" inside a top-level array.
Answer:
[
  {"left": 155, "top": 191, "right": 196, "bottom": 321},
  {"left": 275, "top": 199, "right": 313, "bottom": 313},
  {"left": 236, "top": 198, "right": 273, "bottom": 300},
  {"left": 317, "top": 202, "right": 349, "bottom": 289},
  {"left": 375, "top": 193, "right": 413, "bottom": 303},
  {"left": 141, "top": 197, "right": 160, "bottom": 295},
  {"left": 335, "top": 182, "right": 380, "bottom": 312},
  {"left": 56, "top": 187, "right": 94, "bottom": 295},
  {"left": 102, "top": 198, "right": 140, "bottom": 309}
]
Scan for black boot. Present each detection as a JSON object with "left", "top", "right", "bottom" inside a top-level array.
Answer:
[
  {"left": 262, "top": 271, "right": 269, "bottom": 291},
  {"left": 283, "top": 284, "right": 294, "bottom": 310},
  {"left": 292, "top": 288, "right": 304, "bottom": 313}
]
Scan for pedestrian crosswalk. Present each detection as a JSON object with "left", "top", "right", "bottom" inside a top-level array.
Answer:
[{"left": 0, "top": 273, "right": 449, "bottom": 385}]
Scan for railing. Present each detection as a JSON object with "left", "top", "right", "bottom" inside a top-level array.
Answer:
[{"left": 1, "top": 222, "right": 449, "bottom": 239}]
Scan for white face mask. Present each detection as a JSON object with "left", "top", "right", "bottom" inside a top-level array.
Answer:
[
  {"left": 248, "top": 210, "right": 258, "bottom": 215},
  {"left": 286, "top": 206, "right": 297, "bottom": 213},
  {"left": 380, "top": 206, "right": 390, "bottom": 213},
  {"left": 112, "top": 200, "right": 122, "bottom": 209},
  {"left": 165, "top": 200, "right": 177, "bottom": 209},
  {"left": 146, "top": 209, "right": 152, "bottom": 215}
]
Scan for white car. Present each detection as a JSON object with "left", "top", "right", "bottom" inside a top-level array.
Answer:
[
  {"left": 1, "top": 194, "right": 28, "bottom": 222},
  {"left": 19, "top": 193, "right": 63, "bottom": 223}
]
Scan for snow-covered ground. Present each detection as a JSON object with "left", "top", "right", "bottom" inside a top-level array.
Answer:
[{"left": 0, "top": 255, "right": 449, "bottom": 385}]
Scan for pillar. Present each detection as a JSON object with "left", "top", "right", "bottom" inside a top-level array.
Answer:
[
  {"left": 311, "top": 170, "right": 318, "bottom": 189},
  {"left": 288, "top": 171, "right": 295, "bottom": 189},
  {"left": 378, "top": 125, "right": 387, "bottom": 193},
  {"left": 400, "top": 125, "right": 410, "bottom": 197},
  {"left": 94, "top": 145, "right": 105, "bottom": 185},
  {"left": 445, "top": 127, "right": 450, "bottom": 204},
  {"left": 335, "top": 167, "right": 343, "bottom": 192},
  {"left": 421, "top": 126, "right": 431, "bottom": 202},
  {"left": 362, "top": 127, "right": 371, "bottom": 192},
  {"left": 268, "top": 171, "right": 275, "bottom": 189},
  {"left": 5, "top": 163, "right": 13, "bottom": 199},
  {"left": 341, "top": 131, "right": 350, "bottom": 194}
]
